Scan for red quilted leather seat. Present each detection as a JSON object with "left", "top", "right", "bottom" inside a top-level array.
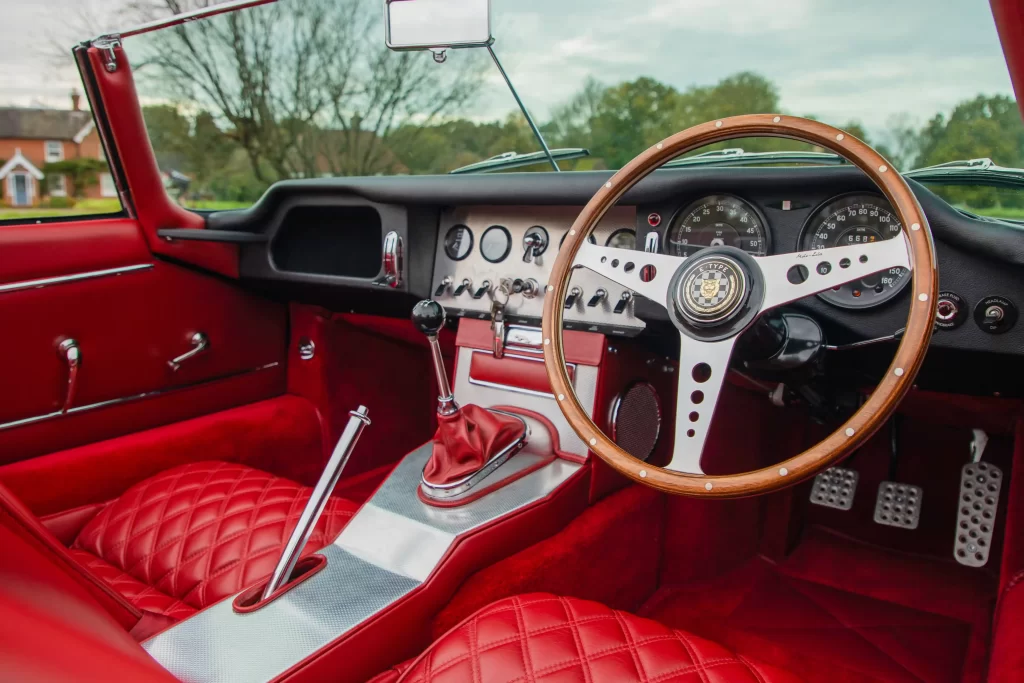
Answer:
[
  {"left": 68, "top": 461, "right": 358, "bottom": 620},
  {"left": 392, "top": 593, "right": 801, "bottom": 682}
]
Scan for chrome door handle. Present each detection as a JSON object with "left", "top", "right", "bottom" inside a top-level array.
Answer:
[
  {"left": 168, "top": 332, "right": 208, "bottom": 371},
  {"left": 57, "top": 339, "right": 80, "bottom": 413}
]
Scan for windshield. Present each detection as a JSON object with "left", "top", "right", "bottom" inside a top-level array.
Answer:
[{"left": 121, "top": 0, "right": 1018, "bottom": 209}]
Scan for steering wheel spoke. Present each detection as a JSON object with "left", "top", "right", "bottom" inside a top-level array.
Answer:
[
  {"left": 756, "top": 232, "right": 912, "bottom": 310},
  {"left": 573, "top": 242, "right": 685, "bottom": 308},
  {"left": 665, "top": 333, "right": 737, "bottom": 475}
]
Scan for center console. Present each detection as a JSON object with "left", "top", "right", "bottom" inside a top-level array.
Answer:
[{"left": 143, "top": 292, "right": 672, "bottom": 682}]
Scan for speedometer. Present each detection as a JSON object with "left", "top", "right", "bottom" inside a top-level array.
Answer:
[
  {"left": 798, "top": 193, "right": 909, "bottom": 308},
  {"left": 665, "top": 194, "right": 770, "bottom": 258}
]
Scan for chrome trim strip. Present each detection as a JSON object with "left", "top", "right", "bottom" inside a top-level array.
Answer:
[
  {"left": 0, "top": 362, "right": 280, "bottom": 432},
  {"left": 0, "top": 263, "right": 153, "bottom": 294},
  {"left": 467, "top": 349, "right": 575, "bottom": 399}
]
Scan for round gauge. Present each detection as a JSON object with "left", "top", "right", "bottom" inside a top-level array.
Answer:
[
  {"left": 606, "top": 228, "right": 636, "bottom": 250},
  {"left": 666, "top": 194, "right": 770, "bottom": 257},
  {"left": 559, "top": 231, "right": 597, "bottom": 249},
  {"left": 443, "top": 225, "right": 473, "bottom": 261},
  {"left": 798, "top": 193, "right": 910, "bottom": 308},
  {"left": 480, "top": 225, "right": 512, "bottom": 263}
]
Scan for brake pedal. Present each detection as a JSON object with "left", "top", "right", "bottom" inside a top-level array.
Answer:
[
  {"left": 810, "top": 467, "right": 858, "bottom": 510},
  {"left": 955, "top": 429, "right": 1002, "bottom": 567},
  {"left": 873, "top": 481, "right": 923, "bottom": 529}
]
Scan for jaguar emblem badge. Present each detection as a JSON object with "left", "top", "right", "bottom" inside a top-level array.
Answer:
[{"left": 676, "top": 256, "right": 748, "bottom": 325}]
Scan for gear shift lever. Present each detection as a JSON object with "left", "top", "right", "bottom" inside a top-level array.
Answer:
[
  {"left": 412, "top": 300, "right": 528, "bottom": 503},
  {"left": 412, "top": 300, "right": 459, "bottom": 416}
]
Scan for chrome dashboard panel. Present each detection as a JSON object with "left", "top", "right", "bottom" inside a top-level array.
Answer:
[
  {"left": 144, "top": 425, "right": 582, "bottom": 683},
  {"left": 431, "top": 205, "right": 644, "bottom": 335}
]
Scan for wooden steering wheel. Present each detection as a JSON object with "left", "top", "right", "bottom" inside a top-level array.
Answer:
[{"left": 542, "top": 115, "right": 938, "bottom": 497}]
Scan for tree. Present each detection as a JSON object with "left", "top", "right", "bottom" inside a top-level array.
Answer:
[
  {"left": 43, "top": 158, "right": 109, "bottom": 199},
  {"left": 126, "top": 0, "right": 484, "bottom": 181}
]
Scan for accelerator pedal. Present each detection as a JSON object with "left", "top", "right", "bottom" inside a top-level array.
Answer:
[
  {"left": 810, "top": 467, "right": 858, "bottom": 510},
  {"left": 955, "top": 430, "right": 1002, "bottom": 567},
  {"left": 873, "top": 481, "right": 923, "bottom": 529}
]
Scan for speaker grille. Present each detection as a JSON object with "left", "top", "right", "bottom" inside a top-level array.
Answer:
[{"left": 611, "top": 382, "right": 662, "bottom": 461}]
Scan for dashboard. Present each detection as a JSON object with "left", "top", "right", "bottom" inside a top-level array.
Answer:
[{"left": 199, "top": 165, "right": 1024, "bottom": 395}]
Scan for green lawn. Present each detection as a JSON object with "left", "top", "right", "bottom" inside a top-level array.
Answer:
[{"left": 0, "top": 198, "right": 250, "bottom": 221}]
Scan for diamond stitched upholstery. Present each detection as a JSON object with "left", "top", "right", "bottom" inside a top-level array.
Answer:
[
  {"left": 71, "top": 461, "right": 357, "bottom": 617},
  {"left": 398, "top": 594, "right": 802, "bottom": 683}
]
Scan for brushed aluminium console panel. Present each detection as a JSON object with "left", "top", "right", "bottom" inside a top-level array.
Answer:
[
  {"left": 144, "top": 429, "right": 582, "bottom": 683},
  {"left": 432, "top": 205, "right": 644, "bottom": 334}
]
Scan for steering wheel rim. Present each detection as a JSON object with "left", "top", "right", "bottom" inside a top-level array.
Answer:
[{"left": 542, "top": 114, "right": 938, "bottom": 498}]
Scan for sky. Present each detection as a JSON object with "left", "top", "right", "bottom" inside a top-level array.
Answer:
[{"left": 2, "top": 0, "right": 1015, "bottom": 139}]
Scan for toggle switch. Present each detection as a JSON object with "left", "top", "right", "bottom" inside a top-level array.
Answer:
[
  {"left": 472, "top": 280, "right": 492, "bottom": 299},
  {"left": 434, "top": 276, "right": 453, "bottom": 298},
  {"left": 564, "top": 287, "right": 583, "bottom": 309},
  {"left": 614, "top": 291, "right": 632, "bottom": 314},
  {"left": 453, "top": 278, "right": 472, "bottom": 296},
  {"left": 587, "top": 288, "right": 607, "bottom": 307}
]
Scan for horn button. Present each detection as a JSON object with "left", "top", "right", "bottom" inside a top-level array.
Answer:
[{"left": 668, "top": 246, "right": 765, "bottom": 342}]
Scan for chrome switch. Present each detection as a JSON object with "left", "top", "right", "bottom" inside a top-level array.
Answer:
[
  {"left": 587, "top": 288, "right": 607, "bottom": 307},
  {"left": 564, "top": 287, "right": 583, "bottom": 309}
]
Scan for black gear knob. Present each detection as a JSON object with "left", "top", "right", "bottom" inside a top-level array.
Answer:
[{"left": 412, "top": 299, "right": 446, "bottom": 337}]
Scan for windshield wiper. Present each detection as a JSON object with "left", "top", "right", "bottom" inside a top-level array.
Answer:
[
  {"left": 449, "top": 148, "right": 590, "bottom": 174},
  {"left": 662, "top": 147, "right": 848, "bottom": 169},
  {"left": 904, "top": 158, "right": 1024, "bottom": 189}
]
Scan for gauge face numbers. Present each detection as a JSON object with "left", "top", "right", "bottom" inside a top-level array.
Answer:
[
  {"left": 606, "top": 228, "right": 636, "bottom": 250},
  {"left": 480, "top": 225, "right": 512, "bottom": 263},
  {"left": 666, "top": 195, "right": 769, "bottom": 258},
  {"left": 443, "top": 225, "right": 473, "bottom": 261},
  {"left": 799, "top": 194, "right": 909, "bottom": 308}
]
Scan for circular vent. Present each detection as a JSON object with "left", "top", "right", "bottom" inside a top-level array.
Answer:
[{"left": 610, "top": 382, "right": 662, "bottom": 461}]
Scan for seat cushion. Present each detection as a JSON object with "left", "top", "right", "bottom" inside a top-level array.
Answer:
[
  {"left": 398, "top": 593, "right": 801, "bottom": 682},
  {"left": 71, "top": 461, "right": 358, "bottom": 618}
]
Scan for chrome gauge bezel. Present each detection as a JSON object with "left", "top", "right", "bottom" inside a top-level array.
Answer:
[
  {"left": 663, "top": 193, "right": 772, "bottom": 258},
  {"left": 797, "top": 192, "right": 911, "bottom": 309}
]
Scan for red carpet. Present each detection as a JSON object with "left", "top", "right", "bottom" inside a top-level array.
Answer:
[{"left": 639, "top": 527, "right": 995, "bottom": 683}]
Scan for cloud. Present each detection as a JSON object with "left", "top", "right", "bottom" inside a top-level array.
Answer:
[{"left": 1, "top": 0, "right": 1014, "bottom": 143}]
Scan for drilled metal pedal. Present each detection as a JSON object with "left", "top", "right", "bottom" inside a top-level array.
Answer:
[
  {"left": 955, "top": 462, "right": 1003, "bottom": 567},
  {"left": 873, "top": 481, "right": 922, "bottom": 529},
  {"left": 810, "top": 467, "right": 858, "bottom": 510}
]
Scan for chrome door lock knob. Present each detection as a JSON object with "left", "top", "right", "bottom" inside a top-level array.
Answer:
[{"left": 412, "top": 300, "right": 459, "bottom": 416}]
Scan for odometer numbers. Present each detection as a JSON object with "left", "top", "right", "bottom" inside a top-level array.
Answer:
[{"left": 799, "top": 193, "right": 909, "bottom": 308}]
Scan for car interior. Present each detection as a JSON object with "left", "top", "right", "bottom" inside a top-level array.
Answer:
[{"left": 2, "top": 1, "right": 1024, "bottom": 682}]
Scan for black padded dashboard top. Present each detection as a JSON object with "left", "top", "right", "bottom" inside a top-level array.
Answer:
[{"left": 210, "top": 166, "right": 1024, "bottom": 358}]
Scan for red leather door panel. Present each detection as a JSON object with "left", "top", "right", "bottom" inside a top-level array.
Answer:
[{"left": 0, "top": 218, "right": 287, "bottom": 465}]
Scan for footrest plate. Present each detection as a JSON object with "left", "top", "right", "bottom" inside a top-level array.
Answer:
[
  {"left": 955, "top": 462, "right": 1003, "bottom": 567},
  {"left": 873, "top": 481, "right": 922, "bottom": 529},
  {"left": 810, "top": 467, "right": 858, "bottom": 510}
]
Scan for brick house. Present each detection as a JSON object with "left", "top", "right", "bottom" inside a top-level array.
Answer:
[{"left": 0, "top": 92, "right": 116, "bottom": 207}]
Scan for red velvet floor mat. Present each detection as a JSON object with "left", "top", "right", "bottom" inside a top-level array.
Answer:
[{"left": 640, "top": 527, "right": 996, "bottom": 683}]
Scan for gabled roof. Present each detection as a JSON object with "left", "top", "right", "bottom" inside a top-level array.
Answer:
[
  {"left": 0, "top": 107, "right": 93, "bottom": 141},
  {"left": 0, "top": 149, "right": 45, "bottom": 180}
]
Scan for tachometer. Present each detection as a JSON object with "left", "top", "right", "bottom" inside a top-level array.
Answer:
[
  {"left": 798, "top": 193, "right": 909, "bottom": 308},
  {"left": 666, "top": 194, "right": 770, "bottom": 257}
]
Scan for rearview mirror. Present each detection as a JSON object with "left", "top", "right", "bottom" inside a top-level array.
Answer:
[{"left": 384, "top": 0, "right": 492, "bottom": 51}]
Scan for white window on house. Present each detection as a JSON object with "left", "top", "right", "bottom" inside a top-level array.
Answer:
[
  {"left": 49, "top": 175, "right": 67, "bottom": 197},
  {"left": 100, "top": 172, "right": 117, "bottom": 198},
  {"left": 45, "top": 141, "right": 64, "bottom": 163}
]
